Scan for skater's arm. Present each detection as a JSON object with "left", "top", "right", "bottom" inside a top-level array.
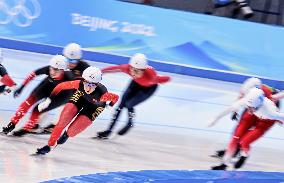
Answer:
[
  {"left": 144, "top": 68, "right": 170, "bottom": 85},
  {"left": 51, "top": 80, "right": 80, "bottom": 96},
  {"left": 208, "top": 99, "right": 245, "bottom": 127},
  {"left": 101, "top": 64, "right": 129, "bottom": 74},
  {"left": 0, "top": 65, "right": 16, "bottom": 87},
  {"left": 265, "top": 103, "right": 284, "bottom": 122},
  {"left": 157, "top": 75, "right": 170, "bottom": 84},
  {"left": 271, "top": 91, "right": 284, "bottom": 101},
  {"left": 22, "top": 66, "right": 49, "bottom": 86},
  {"left": 0, "top": 74, "right": 16, "bottom": 87},
  {"left": 100, "top": 92, "right": 119, "bottom": 106}
]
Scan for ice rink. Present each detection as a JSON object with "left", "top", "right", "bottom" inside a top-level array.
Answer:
[{"left": 0, "top": 49, "right": 283, "bottom": 183}]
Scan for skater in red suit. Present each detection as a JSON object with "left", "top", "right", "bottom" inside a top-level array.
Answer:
[
  {"left": 0, "top": 49, "right": 17, "bottom": 94},
  {"left": 209, "top": 87, "right": 284, "bottom": 170},
  {"left": 2, "top": 55, "right": 75, "bottom": 135},
  {"left": 212, "top": 78, "right": 280, "bottom": 159},
  {"left": 35, "top": 66, "right": 119, "bottom": 155},
  {"left": 96, "top": 53, "right": 170, "bottom": 139}
]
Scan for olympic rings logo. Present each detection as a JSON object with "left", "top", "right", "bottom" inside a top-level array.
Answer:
[{"left": 0, "top": 0, "right": 41, "bottom": 27}]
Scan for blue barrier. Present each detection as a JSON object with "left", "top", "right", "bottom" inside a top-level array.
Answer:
[
  {"left": 1, "top": 38, "right": 284, "bottom": 89},
  {"left": 41, "top": 170, "right": 284, "bottom": 183}
]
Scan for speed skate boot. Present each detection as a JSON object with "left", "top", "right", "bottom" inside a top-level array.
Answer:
[
  {"left": 97, "top": 130, "right": 112, "bottom": 139},
  {"left": 117, "top": 111, "right": 134, "bottom": 136},
  {"left": 117, "top": 122, "right": 133, "bottom": 135},
  {"left": 36, "top": 145, "right": 51, "bottom": 155},
  {"left": 211, "top": 149, "right": 226, "bottom": 158},
  {"left": 234, "top": 155, "right": 248, "bottom": 169},
  {"left": 211, "top": 163, "right": 228, "bottom": 170},
  {"left": 42, "top": 124, "right": 55, "bottom": 134},
  {"left": 2, "top": 122, "right": 15, "bottom": 135},
  {"left": 96, "top": 108, "right": 122, "bottom": 139},
  {"left": 13, "top": 129, "right": 29, "bottom": 137},
  {"left": 13, "top": 124, "right": 40, "bottom": 137},
  {"left": 57, "top": 131, "right": 69, "bottom": 145},
  {"left": 211, "top": 147, "right": 241, "bottom": 159}
]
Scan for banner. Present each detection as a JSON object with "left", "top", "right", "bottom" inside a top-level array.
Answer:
[{"left": 1, "top": 0, "right": 284, "bottom": 80}]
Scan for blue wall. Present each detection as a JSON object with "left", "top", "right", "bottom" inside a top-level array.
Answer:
[{"left": 1, "top": 0, "right": 284, "bottom": 88}]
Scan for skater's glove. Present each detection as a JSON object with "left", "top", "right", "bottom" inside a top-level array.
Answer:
[
  {"left": 276, "top": 120, "right": 283, "bottom": 126},
  {"left": 231, "top": 112, "right": 239, "bottom": 121},
  {"left": 105, "top": 101, "right": 113, "bottom": 109},
  {"left": 4, "top": 84, "right": 17, "bottom": 95},
  {"left": 13, "top": 85, "right": 24, "bottom": 98},
  {"left": 38, "top": 98, "right": 51, "bottom": 112}
]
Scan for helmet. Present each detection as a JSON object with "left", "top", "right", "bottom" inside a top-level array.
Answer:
[
  {"left": 129, "top": 53, "right": 148, "bottom": 69},
  {"left": 245, "top": 87, "right": 265, "bottom": 108},
  {"left": 63, "top": 43, "right": 82, "bottom": 60},
  {"left": 82, "top": 66, "right": 102, "bottom": 83},
  {"left": 49, "top": 55, "right": 68, "bottom": 70},
  {"left": 240, "top": 77, "right": 262, "bottom": 95}
]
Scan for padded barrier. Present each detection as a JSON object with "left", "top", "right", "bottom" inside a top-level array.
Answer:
[
  {"left": 42, "top": 170, "right": 284, "bottom": 183},
  {"left": 1, "top": 38, "right": 284, "bottom": 89}
]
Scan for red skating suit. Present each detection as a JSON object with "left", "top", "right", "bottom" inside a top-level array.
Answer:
[
  {"left": 224, "top": 86, "right": 282, "bottom": 163},
  {"left": 102, "top": 64, "right": 170, "bottom": 87},
  {"left": 47, "top": 80, "right": 118, "bottom": 146}
]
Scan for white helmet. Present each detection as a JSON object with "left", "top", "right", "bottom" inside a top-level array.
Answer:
[
  {"left": 82, "top": 66, "right": 102, "bottom": 83},
  {"left": 240, "top": 77, "right": 262, "bottom": 95},
  {"left": 129, "top": 53, "right": 148, "bottom": 69},
  {"left": 49, "top": 55, "right": 68, "bottom": 70},
  {"left": 245, "top": 87, "right": 265, "bottom": 108},
  {"left": 63, "top": 43, "right": 82, "bottom": 60}
]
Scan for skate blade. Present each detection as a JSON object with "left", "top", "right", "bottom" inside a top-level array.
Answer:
[
  {"left": 0, "top": 132, "right": 20, "bottom": 137},
  {"left": 92, "top": 133, "right": 117, "bottom": 140},
  {"left": 91, "top": 136, "right": 109, "bottom": 140},
  {"left": 210, "top": 154, "right": 223, "bottom": 159},
  {"left": 30, "top": 152, "right": 46, "bottom": 156},
  {"left": 29, "top": 131, "right": 48, "bottom": 135},
  {"left": 0, "top": 132, "right": 8, "bottom": 136}
]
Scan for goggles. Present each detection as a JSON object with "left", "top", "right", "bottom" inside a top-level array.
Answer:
[
  {"left": 84, "top": 80, "right": 98, "bottom": 88},
  {"left": 67, "top": 58, "right": 79, "bottom": 64}
]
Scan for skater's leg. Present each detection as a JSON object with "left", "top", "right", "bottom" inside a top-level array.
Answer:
[
  {"left": 11, "top": 95, "right": 37, "bottom": 125},
  {"left": 235, "top": 120, "right": 275, "bottom": 169},
  {"left": 223, "top": 112, "right": 257, "bottom": 164},
  {"left": 67, "top": 115, "right": 92, "bottom": 137},
  {"left": 212, "top": 111, "right": 257, "bottom": 170},
  {"left": 97, "top": 81, "right": 138, "bottom": 138},
  {"left": 47, "top": 103, "right": 78, "bottom": 146},
  {"left": 57, "top": 115, "right": 92, "bottom": 145},
  {"left": 117, "top": 85, "right": 157, "bottom": 136},
  {"left": 12, "top": 108, "right": 41, "bottom": 136},
  {"left": 2, "top": 95, "right": 37, "bottom": 134}
]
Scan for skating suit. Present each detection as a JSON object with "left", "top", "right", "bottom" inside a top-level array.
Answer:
[{"left": 47, "top": 80, "right": 118, "bottom": 146}]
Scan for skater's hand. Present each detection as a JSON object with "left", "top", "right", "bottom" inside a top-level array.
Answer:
[
  {"left": 13, "top": 85, "right": 24, "bottom": 98},
  {"left": 276, "top": 120, "right": 283, "bottom": 126},
  {"left": 38, "top": 98, "right": 51, "bottom": 112},
  {"left": 105, "top": 101, "right": 113, "bottom": 109},
  {"left": 4, "top": 85, "right": 17, "bottom": 95},
  {"left": 231, "top": 112, "right": 239, "bottom": 121}
]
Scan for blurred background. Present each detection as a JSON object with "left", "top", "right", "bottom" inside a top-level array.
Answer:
[
  {"left": 120, "top": 0, "right": 284, "bottom": 26},
  {"left": 0, "top": 0, "right": 284, "bottom": 182}
]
